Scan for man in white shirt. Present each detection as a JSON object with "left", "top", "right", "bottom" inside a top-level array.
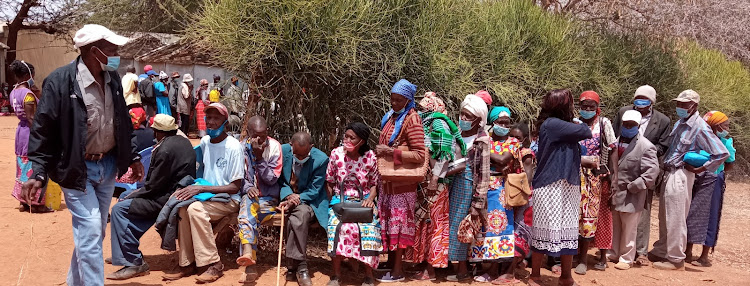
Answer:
[
  {"left": 162, "top": 103, "right": 244, "bottom": 283},
  {"left": 122, "top": 66, "right": 140, "bottom": 108}
]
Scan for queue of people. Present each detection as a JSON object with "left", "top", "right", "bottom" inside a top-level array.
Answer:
[{"left": 12, "top": 24, "right": 737, "bottom": 286}]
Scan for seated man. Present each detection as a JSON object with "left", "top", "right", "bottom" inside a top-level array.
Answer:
[
  {"left": 162, "top": 103, "right": 245, "bottom": 283},
  {"left": 235, "top": 115, "right": 282, "bottom": 283},
  {"left": 107, "top": 114, "right": 196, "bottom": 280},
  {"left": 279, "top": 132, "right": 329, "bottom": 286}
]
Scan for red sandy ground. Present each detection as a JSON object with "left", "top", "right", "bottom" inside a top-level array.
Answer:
[{"left": 0, "top": 116, "right": 748, "bottom": 286}]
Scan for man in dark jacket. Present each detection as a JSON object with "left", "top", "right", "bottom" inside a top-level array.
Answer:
[
  {"left": 138, "top": 68, "right": 157, "bottom": 118},
  {"left": 21, "top": 24, "right": 143, "bottom": 286},
  {"left": 277, "top": 132, "right": 329, "bottom": 286},
  {"left": 107, "top": 114, "right": 196, "bottom": 280},
  {"left": 611, "top": 85, "right": 672, "bottom": 266}
]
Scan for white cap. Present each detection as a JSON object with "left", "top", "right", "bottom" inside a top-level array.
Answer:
[
  {"left": 622, "top": 110, "right": 642, "bottom": 124},
  {"left": 73, "top": 24, "right": 129, "bottom": 48},
  {"left": 633, "top": 85, "right": 656, "bottom": 102},
  {"left": 159, "top": 71, "right": 168, "bottom": 79}
]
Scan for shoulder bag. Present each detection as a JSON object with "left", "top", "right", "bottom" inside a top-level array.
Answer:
[
  {"left": 377, "top": 113, "right": 430, "bottom": 183},
  {"left": 331, "top": 173, "right": 373, "bottom": 223},
  {"left": 504, "top": 148, "right": 532, "bottom": 207}
]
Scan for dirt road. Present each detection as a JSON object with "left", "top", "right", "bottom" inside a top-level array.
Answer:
[{"left": 0, "top": 116, "right": 748, "bottom": 285}]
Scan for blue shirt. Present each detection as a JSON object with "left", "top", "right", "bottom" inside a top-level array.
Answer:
[
  {"left": 663, "top": 112, "right": 728, "bottom": 172},
  {"left": 532, "top": 118, "right": 592, "bottom": 188}
]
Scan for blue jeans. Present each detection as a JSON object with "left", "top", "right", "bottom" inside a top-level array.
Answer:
[
  {"left": 61, "top": 155, "right": 116, "bottom": 286},
  {"left": 110, "top": 199, "right": 156, "bottom": 266}
]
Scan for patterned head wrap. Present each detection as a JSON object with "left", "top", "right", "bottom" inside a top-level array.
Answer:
[
  {"left": 460, "top": 94, "right": 489, "bottom": 127},
  {"left": 489, "top": 106, "right": 511, "bottom": 123},
  {"left": 381, "top": 79, "right": 418, "bottom": 145},
  {"left": 580, "top": 90, "right": 601, "bottom": 116},
  {"left": 703, "top": 111, "right": 728, "bottom": 127},
  {"left": 419, "top": 92, "right": 446, "bottom": 114},
  {"left": 129, "top": 107, "right": 146, "bottom": 129}
]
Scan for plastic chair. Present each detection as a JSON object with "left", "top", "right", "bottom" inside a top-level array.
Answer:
[{"left": 114, "top": 147, "right": 153, "bottom": 193}]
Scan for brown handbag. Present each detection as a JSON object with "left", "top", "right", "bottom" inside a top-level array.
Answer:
[
  {"left": 504, "top": 172, "right": 531, "bottom": 207},
  {"left": 377, "top": 113, "right": 430, "bottom": 183}
]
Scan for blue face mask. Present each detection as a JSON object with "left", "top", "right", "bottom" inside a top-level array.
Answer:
[
  {"left": 676, "top": 107, "right": 690, "bottom": 119},
  {"left": 634, "top": 99, "right": 651, "bottom": 108},
  {"left": 294, "top": 156, "right": 310, "bottom": 165},
  {"left": 717, "top": 130, "right": 729, "bottom": 138},
  {"left": 26, "top": 78, "right": 35, "bottom": 88},
  {"left": 580, "top": 110, "right": 597, "bottom": 120},
  {"left": 458, "top": 120, "right": 473, "bottom": 131},
  {"left": 206, "top": 120, "right": 228, "bottom": 139},
  {"left": 493, "top": 124, "right": 510, "bottom": 136},
  {"left": 393, "top": 108, "right": 405, "bottom": 115},
  {"left": 94, "top": 47, "right": 120, "bottom": 71},
  {"left": 621, "top": 126, "right": 639, "bottom": 138}
]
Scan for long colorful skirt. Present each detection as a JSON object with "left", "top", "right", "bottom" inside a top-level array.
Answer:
[
  {"left": 514, "top": 195, "right": 533, "bottom": 259},
  {"left": 328, "top": 207, "right": 382, "bottom": 268},
  {"left": 593, "top": 180, "right": 613, "bottom": 249},
  {"left": 579, "top": 168, "right": 601, "bottom": 239},
  {"left": 378, "top": 188, "right": 417, "bottom": 251},
  {"left": 530, "top": 179, "right": 580, "bottom": 257},
  {"left": 687, "top": 171, "right": 719, "bottom": 244},
  {"left": 405, "top": 183, "right": 450, "bottom": 268},
  {"left": 448, "top": 166, "right": 473, "bottom": 261},
  {"left": 195, "top": 101, "right": 206, "bottom": 131},
  {"left": 704, "top": 172, "right": 726, "bottom": 247},
  {"left": 12, "top": 155, "right": 46, "bottom": 206},
  {"left": 471, "top": 181, "right": 515, "bottom": 261}
]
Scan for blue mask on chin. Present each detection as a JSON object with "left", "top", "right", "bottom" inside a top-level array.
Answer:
[
  {"left": 580, "top": 110, "right": 596, "bottom": 119},
  {"left": 492, "top": 125, "right": 510, "bottom": 136},
  {"left": 207, "top": 120, "right": 228, "bottom": 139},
  {"left": 621, "top": 126, "right": 639, "bottom": 138}
]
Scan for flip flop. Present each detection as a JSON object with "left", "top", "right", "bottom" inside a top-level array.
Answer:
[
  {"left": 690, "top": 260, "right": 712, "bottom": 267},
  {"left": 410, "top": 270, "right": 436, "bottom": 281},
  {"left": 491, "top": 277, "right": 520, "bottom": 285},
  {"left": 593, "top": 261, "right": 607, "bottom": 271},
  {"left": 551, "top": 264, "right": 562, "bottom": 275},
  {"left": 574, "top": 263, "right": 587, "bottom": 275},
  {"left": 474, "top": 273, "right": 493, "bottom": 283},
  {"left": 446, "top": 273, "right": 472, "bottom": 282}
]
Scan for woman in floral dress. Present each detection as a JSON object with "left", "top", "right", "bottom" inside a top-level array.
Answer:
[{"left": 326, "top": 122, "right": 382, "bottom": 286}]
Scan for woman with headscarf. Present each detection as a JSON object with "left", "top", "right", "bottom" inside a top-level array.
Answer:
[
  {"left": 326, "top": 122, "right": 382, "bottom": 286},
  {"left": 9, "top": 60, "right": 51, "bottom": 213},
  {"left": 445, "top": 94, "right": 491, "bottom": 282},
  {"left": 374, "top": 79, "right": 426, "bottom": 282},
  {"left": 407, "top": 92, "right": 466, "bottom": 281},
  {"left": 195, "top": 79, "right": 209, "bottom": 137},
  {"left": 575, "top": 91, "right": 618, "bottom": 274},
  {"left": 470, "top": 106, "right": 523, "bottom": 283},
  {"left": 685, "top": 111, "right": 735, "bottom": 267},
  {"left": 529, "top": 89, "right": 591, "bottom": 286}
]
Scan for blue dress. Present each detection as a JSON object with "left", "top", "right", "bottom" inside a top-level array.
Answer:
[{"left": 153, "top": 82, "right": 171, "bottom": 116}]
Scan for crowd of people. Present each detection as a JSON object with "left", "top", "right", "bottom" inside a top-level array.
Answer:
[{"left": 9, "top": 24, "right": 737, "bottom": 286}]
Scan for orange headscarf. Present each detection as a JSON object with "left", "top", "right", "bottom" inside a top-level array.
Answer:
[
  {"left": 702, "top": 111, "right": 728, "bottom": 127},
  {"left": 580, "top": 90, "right": 601, "bottom": 116}
]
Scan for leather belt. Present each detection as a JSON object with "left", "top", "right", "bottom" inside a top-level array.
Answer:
[{"left": 84, "top": 153, "right": 106, "bottom": 161}]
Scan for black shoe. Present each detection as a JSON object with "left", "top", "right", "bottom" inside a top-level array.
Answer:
[
  {"left": 106, "top": 263, "right": 150, "bottom": 280},
  {"left": 297, "top": 269, "right": 313, "bottom": 286},
  {"left": 286, "top": 270, "right": 297, "bottom": 281}
]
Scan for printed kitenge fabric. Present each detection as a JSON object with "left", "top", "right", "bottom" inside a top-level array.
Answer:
[
  {"left": 592, "top": 180, "right": 613, "bottom": 249},
  {"left": 470, "top": 137, "right": 522, "bottom": 261},
  {"left": 10, "top": 87, "right": 45, "bottom": 206},
  {"left": 405, "top": 183, "right": 450, "bottom": 268},
  {"left": 448, "top": 164, "right": 473, "bottom": 261},
  {"left": 687, "top": 171, "right": 718, "bottom": 244},
  {"left": 578, "top": 117, "right": 615, "bottom": 242},
  {"left": 195, "top": 100, "right": 206, "bottom": 131},
  {"left": 530, "top": 179, "right": 581, "bottom": 257},
  {"left": 237, "top": 196, "right": 278, "bottom": 261},
  {"left": 514, "top": 148, "right": 535, "bottom": 258},
  {"left": 326, "top": 148, "right": 382, "bottom": 268}
]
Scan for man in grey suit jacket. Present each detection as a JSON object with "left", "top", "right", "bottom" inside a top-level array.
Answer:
[
  {"left": 608, "top": 110, "right": 660, "bottom": 270},
  {"left": 612, "top": 85, "right": 672, "bottom": 265}
]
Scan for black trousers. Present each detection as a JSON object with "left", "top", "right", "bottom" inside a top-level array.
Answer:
[{"left": 285, "top": 203, "right": 314, "bottom": 269}]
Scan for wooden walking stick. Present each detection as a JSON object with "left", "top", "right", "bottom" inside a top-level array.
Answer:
[{"left": 276, "top": 207, "right": 285, "bottom": 286}]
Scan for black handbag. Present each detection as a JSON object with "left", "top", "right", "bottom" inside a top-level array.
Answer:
[{"left": 331, "top": 174, "right": 373, "bottom": 223}]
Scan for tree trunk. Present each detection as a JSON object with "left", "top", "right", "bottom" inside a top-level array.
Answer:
[{"left": 4, "top": 0, "right": 38, "bottom": 84}]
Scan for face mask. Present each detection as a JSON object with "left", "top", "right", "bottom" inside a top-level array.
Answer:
[
  {"left": 634, "top": 99, "right": 651, "bottom": 108},
  {"left": 459, "top": 120, "right": 473, "bottom": 131},
  {"left": 206, "top": 120, "right": 228, "bottom": 139},
  {"left": 676, "top": 107, "right": 690, "bottom": 119},
  {"left": 294, "top": 155, "right": 310, "bottom": 165},
  {"left": 716, "top": 130, "right": 729, "bottom": 138},
  {"left": 393, "top": 108, "right": 405, "bottom": 115},
  {"left": 492, "top": 124, "right": 510, "bottom": 136},
  {"left": 20, "top": 61, "right": 34, "bottom": 87},
  {"left": 94, "top": 47, "right": 120, "bottom": 71},
  {"left": 621, "top": 126, "right": 639, "bottom": 138},
  {"left": 343, "top": 141, "right": 358, "bottom": 152},
  {"left": 26, "top": 78, "right": 35, "bottom": 88},
  {"left": 580, "top": 110, "right": 596, "bottom": 120}
]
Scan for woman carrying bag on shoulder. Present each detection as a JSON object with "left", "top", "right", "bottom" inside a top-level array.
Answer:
[
  {"left": 374, "top": 79, "right": 427, "bottom": 283},
  {"left": 326, "top": 122, "right": 382, "bottom": 286}
]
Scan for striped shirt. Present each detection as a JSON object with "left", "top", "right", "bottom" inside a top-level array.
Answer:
[{"left": 663, "top": 111, "right": 729, "bottom": 172}]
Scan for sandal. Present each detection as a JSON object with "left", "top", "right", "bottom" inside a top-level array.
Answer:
[
  {"left": 410, "top": 270, "right": 436, "bottom": 281},
  {"left": 491, "top": 276, "right": 520, "bottom": 285},
  {"left": 635, "top": 255, "right": 651, "bottom": 267},
  {"left": 446, "top": 273, "right": 472, "bottom": 282},
  {"left": 574, "top": 263, "right": 587, "bottom": 275},
  {"left": 474, "top": 273, "right": 494, "bottom": 283},
  {"left": 551, "top": 264, "right": 562, "bottom": 275},
  {"left": 690, "top": 260, "right": 712, "bottom": 267},
  {"left": 593, "top": 261, "right": 607, "bottom": 271}
]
